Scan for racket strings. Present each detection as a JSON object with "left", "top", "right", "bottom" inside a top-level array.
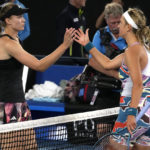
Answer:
[
  {"left": 93, "top": 134, "right": 131, "bottom": 150},
  {"left": 93, "top": 135, "right": 113, "bottom": 150}
]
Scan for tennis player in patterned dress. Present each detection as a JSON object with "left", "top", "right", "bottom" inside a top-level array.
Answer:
[{"left": 74, "top": 7, "right": 150, "bottom": 150}]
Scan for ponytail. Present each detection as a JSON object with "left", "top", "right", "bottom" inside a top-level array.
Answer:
[{"left": 135, "top": 26, "right": 150, "bottom": 50}]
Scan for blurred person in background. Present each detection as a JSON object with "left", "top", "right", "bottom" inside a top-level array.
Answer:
[
  {"left": 84, "top": 2, "right": 127, "bottom": 109},
  {"left": 56, "top": 0, "right": 88, "bottom": 57},
  {"left": 95, "top": 0, "right": 124, "bottom": 29}
]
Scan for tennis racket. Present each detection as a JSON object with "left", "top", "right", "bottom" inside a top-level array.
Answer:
[{"left": 93, "top": 101, "right": 150, "bottom": 150}]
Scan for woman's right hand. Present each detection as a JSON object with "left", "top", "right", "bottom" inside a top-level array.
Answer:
[
  {"left": 127, "top": 115, "right": 136, "bottom": 135},
  {"left": 74, "top": 28, "right": 90, "bottom": 46},
  {"left": 63, "top": 28, "right": 75, "bottom": 49}
]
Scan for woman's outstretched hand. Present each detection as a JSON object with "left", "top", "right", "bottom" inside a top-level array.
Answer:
[
  {"left": 74, "top": 28, "right": 90, "bottom": 46},
  {"left": 63, "top": 28, "right": 75, "bottom": 49}
]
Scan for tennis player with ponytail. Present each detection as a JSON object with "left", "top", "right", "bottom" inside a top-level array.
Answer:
[{"left": 75, "top": 7, "right": 150, "bottom": 150}]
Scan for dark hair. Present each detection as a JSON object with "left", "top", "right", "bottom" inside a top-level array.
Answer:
[{"left": 0, "top": 2, "right": 28, "bottom": 21}]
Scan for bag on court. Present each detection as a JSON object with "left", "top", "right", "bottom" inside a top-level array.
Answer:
[{"left": 63, "top": 65, "right": 122, "bottom": 105}]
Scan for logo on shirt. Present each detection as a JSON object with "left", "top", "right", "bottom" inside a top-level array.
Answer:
[
  {"left": 10, "top": 116, "right": 17, "bottom": 121},
  {"left": 73, "top": 18, "right": 79, "bottom": 22}
]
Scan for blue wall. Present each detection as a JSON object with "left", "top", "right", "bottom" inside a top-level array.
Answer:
[{"left": 36, "top": 65, "right": 84, "bottom": 85}]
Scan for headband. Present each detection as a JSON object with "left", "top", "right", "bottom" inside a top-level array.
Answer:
[{"left": 123, "top": 11, "right": 138, "bottom": 29}]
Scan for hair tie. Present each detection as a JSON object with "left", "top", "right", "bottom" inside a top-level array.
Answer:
[{"left": 123, "top": 11, "right": 138, "bottom": 29}]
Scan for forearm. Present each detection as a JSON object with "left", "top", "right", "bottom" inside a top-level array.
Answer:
[
  {"left": 38, "top": 44, "right": 67, "bottom": 71},
  {"left": 38, "top": 27, "right": 74, "bottom": 71},
  {"left": 89, "top": 47, "right": 111, "bottom": 69},
  {"left": 130, "top": 83, "right": 143, "bottom": 108},
  {"left": 89, "top": 57, "right": 119, "bottom": 79}
]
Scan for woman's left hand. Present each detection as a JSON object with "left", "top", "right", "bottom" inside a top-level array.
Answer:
[
  {"left": 63, "top": 28, "right": 76, "bottom": 49},
  {"left": 127, "top": 115, "right": 136, "bottom": 135}
]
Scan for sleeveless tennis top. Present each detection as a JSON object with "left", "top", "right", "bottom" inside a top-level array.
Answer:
[
  {"left": 0, "top": 34, "right": 25, "bottom": 102},
  {"left": 119, "top": 43, "right": 150, "bottom": 97}
]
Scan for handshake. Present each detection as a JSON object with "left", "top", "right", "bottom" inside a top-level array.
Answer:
[{"left": 63, "top": 28, "right": 93, "bottom": 52}]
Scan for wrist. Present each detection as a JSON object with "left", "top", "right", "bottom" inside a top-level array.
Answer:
[
  {"left": 84, "top": 42, "right": 94, "bottom": 53},
  {"left": 126, "top": 107, "right": 138, "bottom": 117},
  {"left": 61, "top": 43, "right": 68, "bottom": 50}
]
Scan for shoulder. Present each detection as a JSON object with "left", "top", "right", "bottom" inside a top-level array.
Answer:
[
  {"left": 0, "top": 35, "right": 13, "bottom": 44},
  {"left": 56, "top": 8, "right": 68, "bottom": 21},
  {"left": 95, "top": 30, "right": 100, "bottom": 35},
  {"left": 93, "top": 30, "right": 100, "bottom": 38},
  {"left": 1, "top": 36, "right": 20, "bottom": 49},
  {"left": 0, "top": 36, "right": 19, "bottom": 56},
  {"left": 92, "top": 30, "right": 100, "bottom": 42},
  {"left": 58, "top": 6, "right": 68, "bottom": 16},
  {"left": 125, "top": 44, "right": 143, "bottom": 59}
]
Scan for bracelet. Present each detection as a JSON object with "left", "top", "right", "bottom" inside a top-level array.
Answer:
[
  {"left": 84, "top": 42, "right": 94, "bottom": 53},
  {"left": 126, "top": 107, "right": 138, "bottom": 117}
]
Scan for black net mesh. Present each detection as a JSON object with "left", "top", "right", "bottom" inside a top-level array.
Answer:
[{"left": 0, "top": 107, "right": 119, "bottom": 150}]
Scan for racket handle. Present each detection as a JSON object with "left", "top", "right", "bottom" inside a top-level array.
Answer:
[{"left": 136, "top": 101, "right": 150, "bottom": 122}]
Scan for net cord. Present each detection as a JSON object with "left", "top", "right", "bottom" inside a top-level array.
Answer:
[{"left": 0, "top": 107, "right": 119, "bottom": 133}]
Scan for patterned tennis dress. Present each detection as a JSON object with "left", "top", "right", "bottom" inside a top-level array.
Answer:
[{"left": 113, "top": 44, "right": 150, "bottom": 146}]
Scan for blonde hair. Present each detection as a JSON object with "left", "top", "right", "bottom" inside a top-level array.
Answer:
[
  {"left": 104, "top": 2, "right": 123, "bottom": 20},
  {"left": 0, "top": 2, "right": 15, "bottom": 32},
  {"left": 126, "top": 8, "right": 150, "bottom": 49}
]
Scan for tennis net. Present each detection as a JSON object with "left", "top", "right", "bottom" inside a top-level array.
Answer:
[{"left": 0, "top": 107, "right": 119, "bottom": 150}]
